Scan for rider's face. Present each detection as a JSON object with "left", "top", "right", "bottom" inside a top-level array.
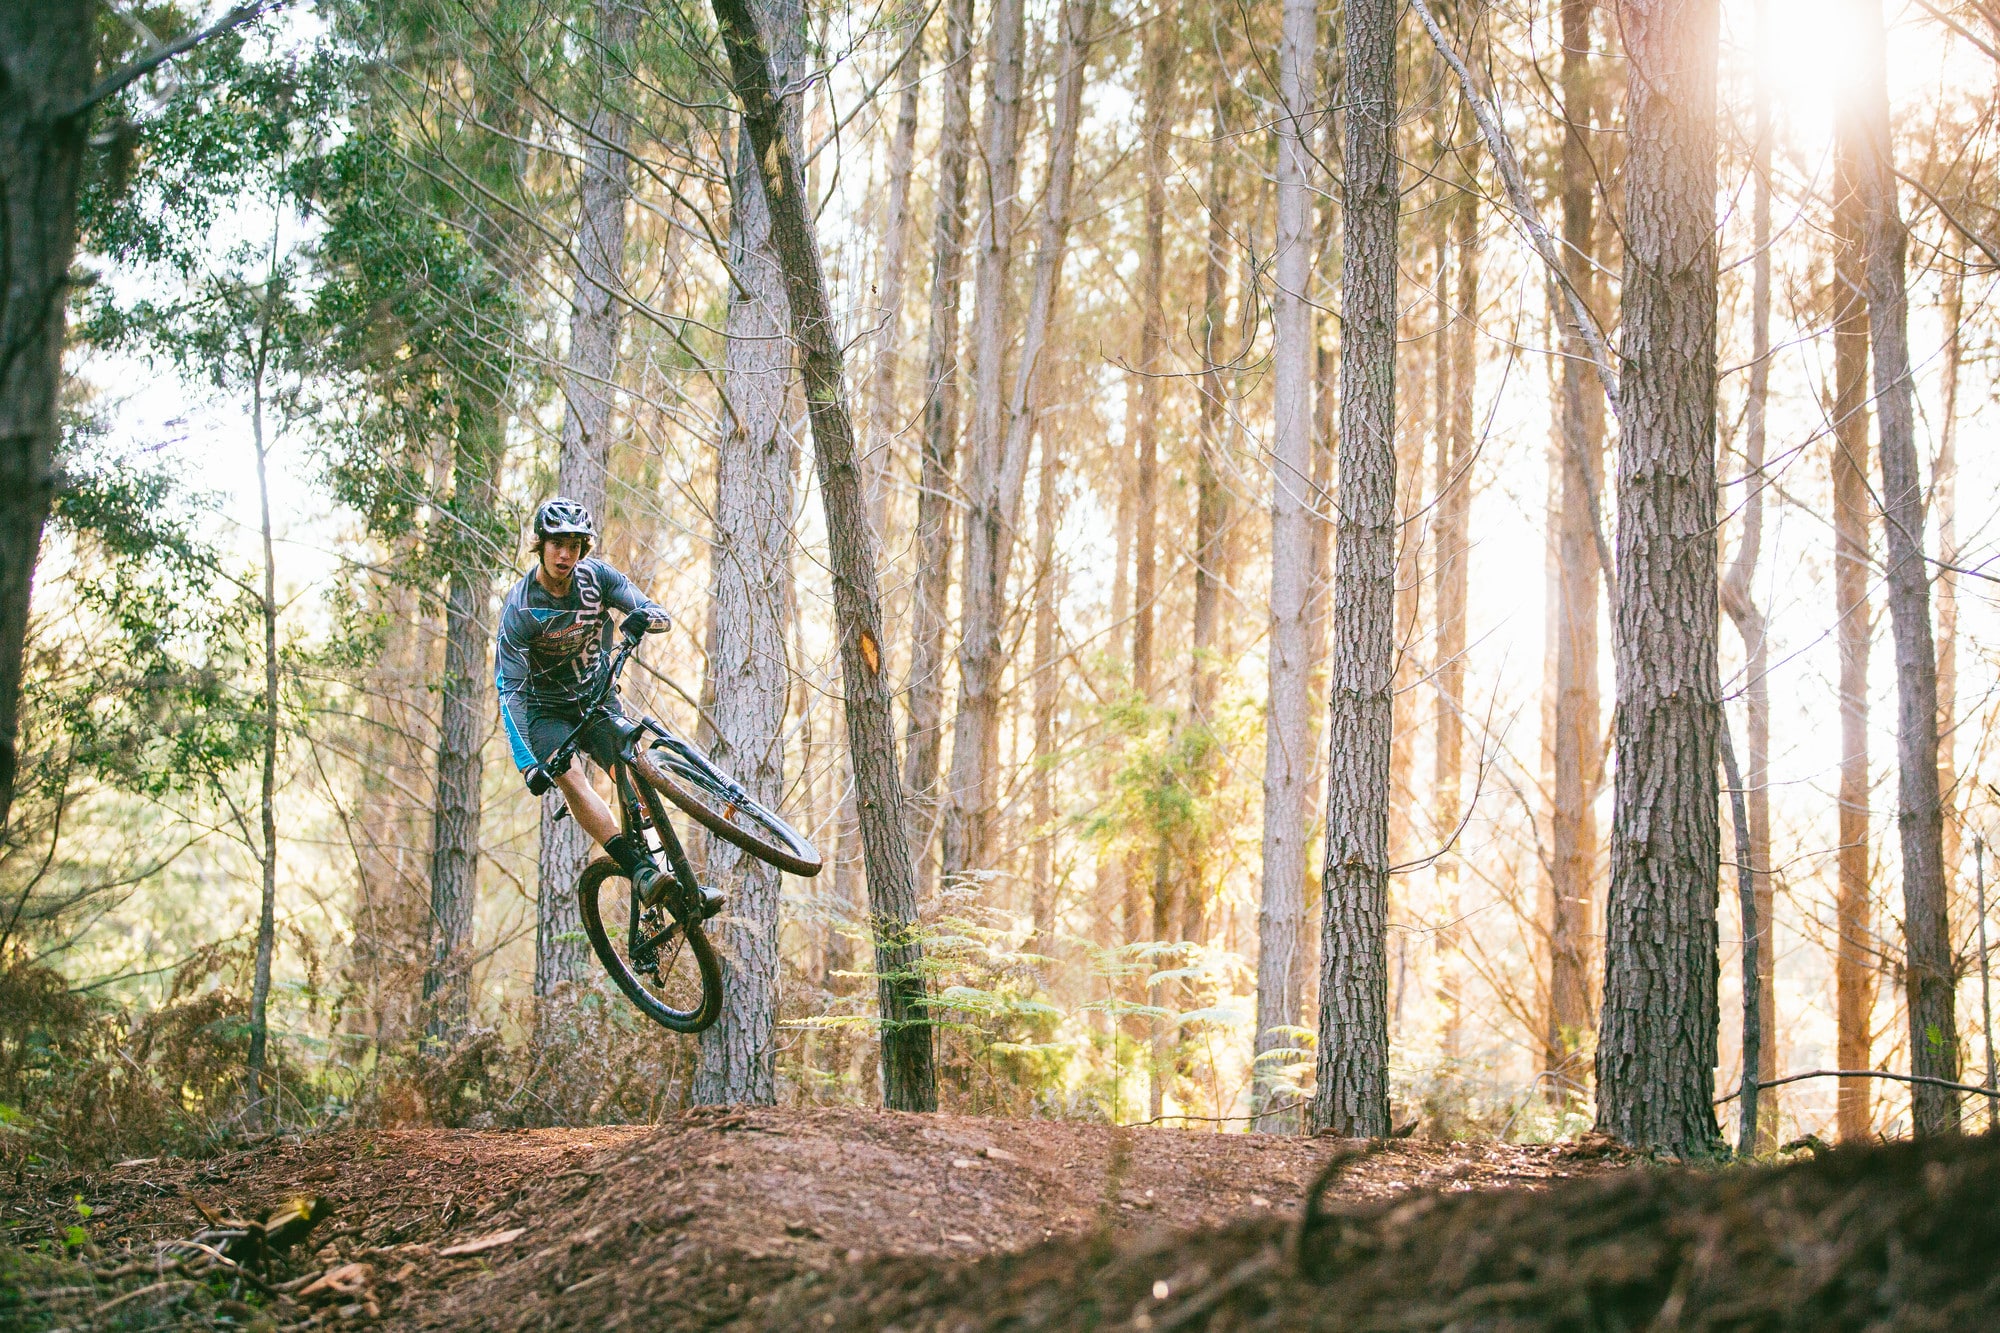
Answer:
[{"left": 541, "top": 535, "right": 586, "bottom": 583}]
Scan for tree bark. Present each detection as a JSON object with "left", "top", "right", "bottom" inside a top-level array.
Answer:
[
  {"left": 901, "top": 0, "right": 975, "bottom": 888},
  {"left": 246, "top": 332, "right": 281, "bottom": 1130},
  {"left": 1029, "top": 434, "right": 1062, "bottom": 940},
  {"left": 1387, "top": 238, "right": 1428, "bottom": 872},
  {"left": 1547, "top": 0, "right": 1605, "bottom": 1096},
  {"left": 1255, "top": 0, "right": 1317, "bottom": 1133},
  {"left": 710, "top": 0, "right": 936, "bottom": 1110},
  {"left": 1134, "top": 11, "right": 1177, "bottom": 1117},
  {"left": 1148, "top": 95, "right": 1235, "bottom": 1123},
  {"left": 1724, "top": 721, "right": 1760, "bottom": 1153},
  {"left": 1936, "top": 253, "right": 1961, "bottom": 893},
  {"left": 1433, "top": 184, "right": 1477, "bottom": 1058},
  {"left": 422, "top": 82, "right": 522, "bottom": 1044},
  {"left": 539, "top": 0, "right": 639, "bottom": 999},
  {"left": 1315, "top": 0, "right": 1397, "bottom": 1140},
  {"left": 1129, "top": 2, "right": 1177, "bottom": 703},
  {"left": 1718, "top": 0, "right": 1777, "bottom": 1147},
  {"left": 423, "top": 426, "right": 498, "bottom": 1042},
  {"left": 0, "top": 1, "right": 93, "bottom": 838},
  {"left": 1595, "top": 0, "right": 1723, "bottom": 1159},
  {"left": 1024, "top": 1, "right": 1099, "bottom": 943},
  {"left": 937, "top": 0, "right": 1030, "bottom": 885},
  {"left": 695, "top": 0, "right": 804, "bottom": 1106},
  {"left": 867, "top": 32, "right": 925, "bottom": 534},
  {"left": 1188, "top": 118, "right": 1231, "bottom": 729},
  {"left": 1848, "top": 0, "right": 1959, "bottom": 1135},
  {"left": 1831, "top": 111, "right": 1876, "bottom": 1144}
]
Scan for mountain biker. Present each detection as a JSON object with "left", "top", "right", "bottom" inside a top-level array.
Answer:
[{"left": 497, "top": 497, "right": 722, "bottom": 918}]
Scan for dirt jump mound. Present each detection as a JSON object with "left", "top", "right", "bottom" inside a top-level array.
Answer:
[
  {"left": 761, "top": 1129, "right": 2000, "bottom": 1331},
  {"left": 6, "top": 1110, "right": 1996, "bottom": 1329}
]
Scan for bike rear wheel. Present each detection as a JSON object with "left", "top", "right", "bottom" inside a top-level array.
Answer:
[
  {"left": 633, "top": 741, "right": 822, "bottom": 877},
  {"left": 578, "top": 858, "right": 722, "bottom": 1033}
]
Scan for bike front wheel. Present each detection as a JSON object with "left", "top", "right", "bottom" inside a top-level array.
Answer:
[
  {"left": 633, "top": 742, "right": 823, "bottom": 877},
  {"left": 578, "top": 858, "right": 723, "bottom": 1033}
]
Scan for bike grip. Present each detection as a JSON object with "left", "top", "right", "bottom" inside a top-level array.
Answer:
[{"left": 524, "top": 764, "right": 553, "bottom": 796}]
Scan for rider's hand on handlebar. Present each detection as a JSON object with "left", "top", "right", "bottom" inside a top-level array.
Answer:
[{"left": 621, "top": 608, "right": 669, "bottom": 642}]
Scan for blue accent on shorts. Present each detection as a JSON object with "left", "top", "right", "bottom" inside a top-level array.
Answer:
[{"left": 500, "top": 696, "right": 536, "bottom": 771}]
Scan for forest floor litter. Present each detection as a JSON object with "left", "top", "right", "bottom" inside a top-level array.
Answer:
[{"left": 4, "top": 1107, "right": 1993, "bottom": 1329}]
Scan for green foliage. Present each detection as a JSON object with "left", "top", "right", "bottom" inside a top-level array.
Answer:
[
  {"left": 0, "top": 945, "right": 274, "bottom": 1167},
  {"left": 45, "top": 441, "right": 263, "bottom": 800},
  {"left": 302, "top": 119, "right": 516, "bottom": 564},
  {"left": 76, "top": 21, "right": 344, "bottom": 288}
]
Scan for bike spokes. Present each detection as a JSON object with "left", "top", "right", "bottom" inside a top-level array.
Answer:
[
  {"left": 631, "top": 742, "right": 822, "bottom": 878},
  {"left": 578, "top": 858, "right": 722, "bottom": 1033}
]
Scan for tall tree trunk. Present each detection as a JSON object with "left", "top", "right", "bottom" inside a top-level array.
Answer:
[
  {"left": 1135, "top": 7, "right": 1174, "bottom": 1112},
  {"left": 938, "top": 0, "right": 1029, "bottom": 885},
  {"left": 539, "top": 0, "right": 639, "bottom": 999},
  {"left": 695, "top": 0, "right": 804, "bottom": 1105},
  {"left": 424, "top": 424, "right": 498, "bottom": 1041},
  {"left": 1849, "top": 0, "right": 1958, "bottom": 1135},
  {"left": 1024, "top": 0, "right": 1098, "bottom": 943},
  {"left": 710, "top": 0, "right": 936, "bottom": 1110},
  {"left": 1315, "top": 0, "right": 1398, "bottom": 1140},
  {"left": 1936, "top": 253, "right": 1961, "bottom": 896},
  {"left": 1255, "top": 0, "right": 1318, "bottom": 1135},
  {"left": 1130, "top": 2, "right": 1177, "bottom": 706},
  {"left": 941, "top": 0, "right": 1094, "bottom": 890},
  {"left": 1147, "top": 98, "right": 1235, "bottom": 1123},
  {"left": 1433, "top": 186, "right": 1476, "bottom": 1059},
  {"left": 1387, "top": 256, "right": 1428, "bottom": 870},
  {"left": 867, "top": 31, "right": 925, "bottom": 532},
  {"left": 246, "top": 337, "right": 281, "bottom": 1130},
  {"left": 1719, "top": 0, "right": 1777, "bottom": 1147},
  {"left": 902, "top": 0, "right": 975, "bottom": 887},
  {"left": 1306, "top": 326, "right": 1336, "bottom": 1009},
  {"left": 1547, "top": 0, "right": 1605, "bottom": 1098},
  {"left": 0, "top": 2, "right": 93, "bottom": 837},
  {"left": 1831, "top": 115, "right": 1876, "bottom": 1144},
  {"left": 423, "top": 83, "right": 521, "bottom": 1043},
  {"left": 1595, "top": 0, "right": 1723, "bottom": 1159},
  {"left": 1188, "top": 121, "right": 1232, "bottom": 729},
  {"left": 1029, "top": 435, "right": 1062, "bottom": 940}
]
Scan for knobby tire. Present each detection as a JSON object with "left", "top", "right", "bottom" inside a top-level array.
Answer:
[
  {"left": 577, "top": 858, "right": 723, "bottom": 1033},
  {"left": 632, "top": 744, "right": 823, "bottom": 877}
]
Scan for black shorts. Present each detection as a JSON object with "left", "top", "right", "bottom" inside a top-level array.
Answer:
[{"left": 502, "top": 695, "right": 629, "bottom": 779}]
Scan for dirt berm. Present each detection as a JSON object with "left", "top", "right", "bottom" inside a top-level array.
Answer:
[{"left": 6, "top": 1107, "right": 1996, "bottom": 1329}]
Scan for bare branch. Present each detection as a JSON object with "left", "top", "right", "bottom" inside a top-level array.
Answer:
[{"left": 71, "top": 2, "right": 285, "bottom": 117}]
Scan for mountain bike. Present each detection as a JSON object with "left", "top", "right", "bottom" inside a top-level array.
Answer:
[{"left": 526, "top": 631, "right": 821, "bottom": 1033}]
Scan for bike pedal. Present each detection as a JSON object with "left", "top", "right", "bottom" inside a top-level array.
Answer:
[{"left": 698, "top": 884, "right": 725, "bottom": 920}]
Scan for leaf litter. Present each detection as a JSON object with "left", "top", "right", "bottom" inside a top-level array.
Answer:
[{"left": 18, "top": 1106, "right": 1988, "bottom": 1329}]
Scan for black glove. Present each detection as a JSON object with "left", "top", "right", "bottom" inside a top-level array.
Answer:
[
  {"left": 622, "top": 607, "right": 668, "bottom": 641},
  {"left": 523, "top": 751, "right": 573, "bottom": 795}
]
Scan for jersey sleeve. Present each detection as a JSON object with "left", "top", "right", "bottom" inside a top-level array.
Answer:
[
  {"left": 494, "top": 588, "right": 541, "bottom": 770},
  {"left": 494, "top": 591, "right": 536, "bottom": 707},
  {"left": 591, "top": 559, "right": 668, "bottom": 623}
]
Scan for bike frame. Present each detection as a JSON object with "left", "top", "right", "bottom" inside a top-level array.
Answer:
[{"left": 540, "top": 638, "right": 703, "bottom": 939}]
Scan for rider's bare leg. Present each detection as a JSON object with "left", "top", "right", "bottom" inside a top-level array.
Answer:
[
  {"left": 554, "top": 767, "right": 620, "bottom": 848},
  {"left": 554, "top": 762, "right": 721, "bottom": 919}
]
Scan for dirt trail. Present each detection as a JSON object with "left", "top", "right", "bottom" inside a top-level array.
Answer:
[
  {"left": 15, "top": 1109, "right": 1994, "bottom": 1328},
  {"left": 3, "top": 1106, "right": 1623, "bottom": 1329},
  {"left": 785, "top": 1129, "right": 2000, "bottom": 1331}
]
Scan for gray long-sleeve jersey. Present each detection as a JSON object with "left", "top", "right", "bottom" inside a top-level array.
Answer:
[{"left": 494, "top": 557, "right": 665, "bottom": 717}]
